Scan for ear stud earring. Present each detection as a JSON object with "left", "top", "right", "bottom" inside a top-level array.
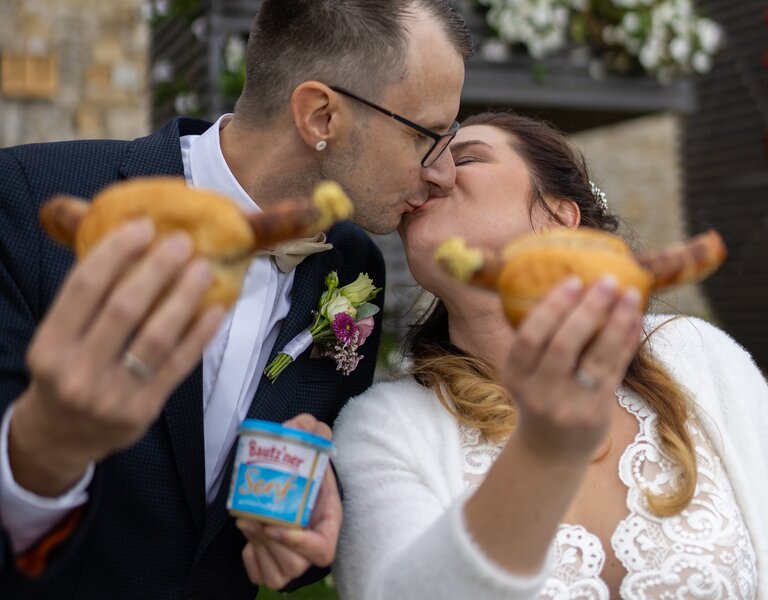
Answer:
[{"left": 315, "top": 140, "right": 327, "bottom": 151}]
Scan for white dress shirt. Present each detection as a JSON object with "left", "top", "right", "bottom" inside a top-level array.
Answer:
[{"left": 0, "top": 115, "right": 295, "bottom": 551}]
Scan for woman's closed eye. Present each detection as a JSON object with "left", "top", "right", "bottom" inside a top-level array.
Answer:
[
  {"left": 454, "top": 154, "right": 482, "bottom": 166},
  {"left": 450, "top": 140, "right": 494, "bottom": 166}
]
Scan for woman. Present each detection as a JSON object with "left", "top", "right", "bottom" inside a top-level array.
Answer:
[{"left": 332, "top": 112, "right": 767, "bottom": 599}]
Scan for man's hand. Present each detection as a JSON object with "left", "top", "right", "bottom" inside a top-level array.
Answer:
[
  {"left": 9, "top": 219, "right": 225, "bottom": 497},
  {"left": 237, "top": 414, "right": 342, "bottom": 590}
]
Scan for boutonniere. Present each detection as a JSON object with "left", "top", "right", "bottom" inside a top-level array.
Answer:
[{"left": 264, "top": 271, "right": 382, "bottom": 382}]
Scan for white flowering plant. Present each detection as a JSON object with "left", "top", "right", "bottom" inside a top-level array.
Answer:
[{"left": 476, "top": 0, "right": 725, "bottom": 81}]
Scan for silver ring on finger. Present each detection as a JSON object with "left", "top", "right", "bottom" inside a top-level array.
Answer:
[
  {"left": 575, "top": 366, "right": 600, "bottom": 391},
  {"left": 122, "top": 350, "right": 154, "bottom": 381}
]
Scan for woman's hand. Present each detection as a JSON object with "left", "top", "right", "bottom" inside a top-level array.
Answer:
[
  {"left": 464, "top": 274, "right": 643, "bottom": 576},
  {"left": 501, "top": 274, "right": 644, "bottom": 463}
]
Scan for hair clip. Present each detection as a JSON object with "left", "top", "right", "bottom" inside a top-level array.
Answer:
[{"left": 590, "top": 181, "right": 608, "bottom": 214}]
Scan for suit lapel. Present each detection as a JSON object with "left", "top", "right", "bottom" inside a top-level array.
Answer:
[
  {"left": 119, "top": 117, "right": 214, "bottom": 532},
  {"left": 251, "top": 247, "right": 344, "bottom": 422},
  {"left": 196, "top": 246, "right": 344, "bottom": 555}
]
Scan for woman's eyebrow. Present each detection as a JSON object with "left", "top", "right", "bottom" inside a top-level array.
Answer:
[{"left": 449, "top": 140, "right": 493, "bottom": 155}]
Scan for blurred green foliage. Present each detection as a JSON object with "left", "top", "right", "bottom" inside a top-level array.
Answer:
[{"left": 256, "top": 576, "right": 339, "bottom": 600}]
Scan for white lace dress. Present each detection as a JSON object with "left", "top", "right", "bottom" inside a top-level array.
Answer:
[{"left": 460, "top": 388, "right": 758, "bottom": 600}]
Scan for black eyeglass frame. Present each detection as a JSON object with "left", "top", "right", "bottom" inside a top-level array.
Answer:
[{"left": 329, "top": 85, "right": 459, "bottom": 168}]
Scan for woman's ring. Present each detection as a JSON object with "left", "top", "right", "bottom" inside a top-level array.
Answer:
[
  {"left": 575, "top": 367, "right": 600, "bottom": 391},
  {"left": 122, "top": 351, "right": 154, "bottom": 381}
]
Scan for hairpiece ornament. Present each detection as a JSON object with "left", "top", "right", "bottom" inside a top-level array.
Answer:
[
  {"left": 315, "top": 140, "right": 327, "bottom": 152},
  {"left": 590, "top": 181, "right": 608, "bottom": 214}
]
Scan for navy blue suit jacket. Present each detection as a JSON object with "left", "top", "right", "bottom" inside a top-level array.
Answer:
[{"left": 0, "top": 118, "right": 385, "bottom": 599}]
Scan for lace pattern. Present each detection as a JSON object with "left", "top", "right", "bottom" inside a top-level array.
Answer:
[{"left": 458, "top": 388, "right": 758, "bottom": 599}]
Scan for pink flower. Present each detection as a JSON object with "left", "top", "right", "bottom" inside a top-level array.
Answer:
[
  {"left": 356, "top": 316, "right": 375, "bottom": 347},
  {"left": 331, "top": 313, "right": 358, "bottom": 344}
]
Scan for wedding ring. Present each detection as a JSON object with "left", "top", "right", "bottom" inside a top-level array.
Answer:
[
  {"left": 575, "top": 367, "right": 600, "bottom": 391},
  {"left": 122, "top": 350, "right": 154, "bottom": 381}
]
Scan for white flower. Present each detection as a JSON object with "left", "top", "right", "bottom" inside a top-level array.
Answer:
[
  {"left": 622, "top": 12, "right": 642, "bottom": 34},
  {"left": 669, "top": 36, "right": 691, "bottom": 64},
  {"left": 320, "top": 293, "right": 356, "bottom": 321},
  {"left": 483, "top": 0, "right": 571, "bottom": 58},
  {"left": 640, "top": 43, "right": 661, "bottom": 70},
  {"left": 697, "top": 19, "right": 723, "bottom": 53},
  {"left": 692, "top": 51, "right": 712, "bottom": 73},
  {"left": 528, "top": 38, "right": 546, "bottom": 59},
  {"left": 531, "top": 5, "right": 551, "bottom": 29},
  {"left": 653, "top": 2, "right": 675, "bottom": 25},
  {"left": 673, "top": 0, "right": 693, "bottom": 21},
  {"left": 554, "top": 6, "right": 569, "bottom": 27},
  {"left": 339, "top": 273, "right": 378, "bottom": 305},
  {"left": 481, "top": 0, "right": 724, "bottom": 79}
]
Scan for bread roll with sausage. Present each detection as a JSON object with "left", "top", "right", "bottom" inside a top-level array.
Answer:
[
  {"left": 39, "top": 177, "right": 352, "bottom": 309},
  {"left": 435, "top": 228, "right": 726, "bottom": 326}
]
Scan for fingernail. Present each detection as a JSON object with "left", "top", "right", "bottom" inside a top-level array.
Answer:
[
  {"left": 163, "top": 232, "right": 193, "bottom": 258},
  {"left": 597, "top": 274, "right": 618, "bottom": 295},
  {"left": 189, "top": 258, "right": 213, "bottom": 283},
  {"left": 128, "top": 217, "right": 155, "bottom": 243},
  {"left": 562, "top": 275, "right": 583, "bottom": 294},
  {"left": 621, "top": 286, "right": 641, "bottom": 308},
  {"left": 263, "top": 527, "right": 284, "bottom": 541}
]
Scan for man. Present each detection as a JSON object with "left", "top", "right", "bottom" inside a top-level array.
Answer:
[{"left": 0, "top": 0, "right": 472, "bottom": 598}]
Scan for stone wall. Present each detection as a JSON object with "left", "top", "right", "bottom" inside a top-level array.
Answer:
[{"left": 0, "top": 0, "right": 149, "bottom": 147}]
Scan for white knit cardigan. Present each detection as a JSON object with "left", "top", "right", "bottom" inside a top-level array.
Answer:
[{"left": 332, "top": 316, "right": 768, "bottom": 599}]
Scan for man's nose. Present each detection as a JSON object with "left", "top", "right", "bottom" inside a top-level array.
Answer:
[{"left": 421, "top": 149, "right": 456, "bottom": 191}]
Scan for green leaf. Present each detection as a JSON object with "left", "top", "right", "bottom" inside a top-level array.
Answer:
[{"left": 354, "top": 302, "right": 380, "bottom": 320}]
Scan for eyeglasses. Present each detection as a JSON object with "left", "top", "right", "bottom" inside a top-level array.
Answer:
[{"left": 330, "top": 85, "right": 459, "bottom": 168}]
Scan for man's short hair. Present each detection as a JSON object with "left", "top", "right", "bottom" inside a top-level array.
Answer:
[{"left": 235, "top": 0, "right": 474, "bottom": 125}]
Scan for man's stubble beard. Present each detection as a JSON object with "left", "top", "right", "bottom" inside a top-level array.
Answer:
[{"left": 319, "top": 131, "right": 403, "bottom": 235}]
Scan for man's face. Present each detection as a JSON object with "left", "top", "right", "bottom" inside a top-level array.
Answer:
[{"left": 324, "top": 13, "right": 466, "bottom": 235}]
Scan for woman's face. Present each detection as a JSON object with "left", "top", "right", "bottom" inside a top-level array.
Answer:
[{"left": 399, "top": 124, "right": 551, "bottom": 291}]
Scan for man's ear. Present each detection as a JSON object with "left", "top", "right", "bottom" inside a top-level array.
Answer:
[{"left": 290, "top": 82, "right": 344, "bottom": 150}]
